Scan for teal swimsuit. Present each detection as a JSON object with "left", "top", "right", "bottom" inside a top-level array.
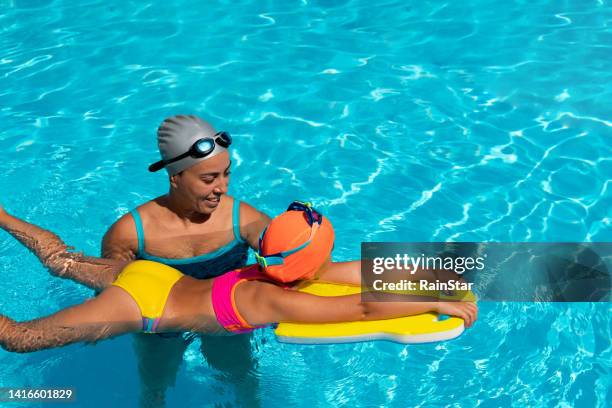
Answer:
[{"left": 130, "top": 198, "right": 249, "bottom": 279}]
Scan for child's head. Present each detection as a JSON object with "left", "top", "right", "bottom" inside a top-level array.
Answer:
[{"left": 256, "top": 202, "right": 335, "bottom": 283}]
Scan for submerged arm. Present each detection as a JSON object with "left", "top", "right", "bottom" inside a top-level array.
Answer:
[{"left": 0, "top": 208, "right": 125, "bottom": 290}]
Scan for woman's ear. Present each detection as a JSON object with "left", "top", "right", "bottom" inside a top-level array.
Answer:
[{"left": 169, "top": 173, "right": 180, "bottom": 189}]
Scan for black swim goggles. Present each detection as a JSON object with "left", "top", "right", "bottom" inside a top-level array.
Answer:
[
  {"left": 255, "top": 201, "right": 323, "bottom": 269},
  {"left": 148, "top": 131, "right": 232, "bottom": 172}
]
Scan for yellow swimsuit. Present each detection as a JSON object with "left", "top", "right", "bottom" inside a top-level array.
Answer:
[{"left": 111, "top": 260, "right": 184, "bottom": 333}]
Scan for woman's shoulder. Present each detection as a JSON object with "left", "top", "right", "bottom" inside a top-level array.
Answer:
[
  {"left": 101, "top": 209, "right": 140, "bottom": 259},
  {"left": 106, "top": 197, "right": 165, "bottom": 235},
  {"left": 235, "top": 199, "right": 271, "bottom": 248},
  {"left": 141, "top": 196, "right": 168, "bottom": 213},
  {"left": 236, "top": 199, "right": 271, "bottom": 226}
]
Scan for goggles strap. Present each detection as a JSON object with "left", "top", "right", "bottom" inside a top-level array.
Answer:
[
  {"left": 254, "top": 252, "right": 268, "bottom": 268},
  {"left": 256, "top": 223, "right": 320, "bottom": 266}
]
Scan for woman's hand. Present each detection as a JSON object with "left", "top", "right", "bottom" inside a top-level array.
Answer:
[{"left": 436, "top": 301, "right": 478, "bottom": 328}]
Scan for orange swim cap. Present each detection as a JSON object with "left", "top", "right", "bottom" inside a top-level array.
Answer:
[{"left": 257, "top": 203, "right": 335, "bottom": 283}]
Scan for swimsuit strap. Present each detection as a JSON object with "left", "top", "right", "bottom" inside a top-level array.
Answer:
[
  {"left": 232, "top": 199, "right": 245, "bottom": 243},
  {"left": 142, "top": 317, "right": 161, "bottom": 333},
  {"left": 130, "top": 209, "right": 146, "bottom": 257},
  {"left": 130, "top": 198, "right": 246, "bottom": 265}
]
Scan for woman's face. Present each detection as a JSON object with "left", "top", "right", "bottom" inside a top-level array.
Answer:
[{"left": 170, "top": 151, "right": 231, "bottom": 215}]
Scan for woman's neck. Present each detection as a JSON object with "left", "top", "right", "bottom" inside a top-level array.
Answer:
[{"left": 163, "top": 194, "right": 211, "bottom": 223}]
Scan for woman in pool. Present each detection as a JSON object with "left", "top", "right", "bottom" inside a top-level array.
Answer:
[
  {"left": 0, "top": 203, "right": 477, "bottom": 353},
  {"left": 102, "top": 115, "right": 360, "bottom": 407}
]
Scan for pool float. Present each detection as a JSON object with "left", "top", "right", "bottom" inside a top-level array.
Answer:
[{"left": 275, "top": 281, "right": 476, "bottom": 344}]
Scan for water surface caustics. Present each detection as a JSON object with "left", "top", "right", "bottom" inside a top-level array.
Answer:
[{"left": 0, "top": 0, "right": 610, "bottom": 406}]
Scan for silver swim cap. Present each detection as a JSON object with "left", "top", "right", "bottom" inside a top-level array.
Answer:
[{"left": 148, "top": 115, "right": 230, "bottom": 175}]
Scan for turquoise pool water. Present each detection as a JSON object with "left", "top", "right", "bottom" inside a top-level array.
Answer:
[{"left": 0, "top": 0, "right": 610, "bottom": 406}]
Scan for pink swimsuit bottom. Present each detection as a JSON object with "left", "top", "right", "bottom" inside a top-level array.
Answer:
[{"left": 211, "top": 265, "right": 272, "bottom": 334}]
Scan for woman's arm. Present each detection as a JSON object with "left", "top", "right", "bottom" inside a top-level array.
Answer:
[
  {"left": 241, "top": 282, "right": 477, "bottom": 328},
  {"left": 101, "top": 213, "right": 139, "bottom": 261},
  {"left": 0, "top": 208, "right": 126, "bottom": 290},
  {"left": 316, "top": 260, "right": 362, "bottom": 285},
  {"left": 238, "top": 201, "right": 272, "bottom": 251}
]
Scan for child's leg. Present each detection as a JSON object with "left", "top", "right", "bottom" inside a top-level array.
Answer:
[
  {"left": 0, "top": 286, "right": 142, "bottom": 353},
  {"left": 0, "top": 210, "right": 127, "bottom": 290}
]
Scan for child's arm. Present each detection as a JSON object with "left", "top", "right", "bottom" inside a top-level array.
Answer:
[
  {"left": 313, "top": 259, "right": 452, "bottom": 286},
  {"left": 243, "top": 283, "right": 477, "bottom": 328},
  {"left": 0, "top": 207, "right": 126, "bottom": 290},
  {"left": 0, "top": 286, "right": 141, "bottom": 353},
  {"left": 313, "top": 260, "right": 464, "bottom": 290}
]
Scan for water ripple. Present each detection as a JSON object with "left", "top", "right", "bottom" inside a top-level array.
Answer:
[{"left": 0, "top": 0, "right": 611, "bottom": 406}]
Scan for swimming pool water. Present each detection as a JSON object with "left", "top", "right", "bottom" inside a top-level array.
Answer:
[{"left": 0, "top": 0, "right": 610, "bottom": 406}]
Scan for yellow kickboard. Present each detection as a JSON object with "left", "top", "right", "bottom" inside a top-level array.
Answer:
[{"left": 275, "top": 281, "right": 476, "bottom": 344}]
